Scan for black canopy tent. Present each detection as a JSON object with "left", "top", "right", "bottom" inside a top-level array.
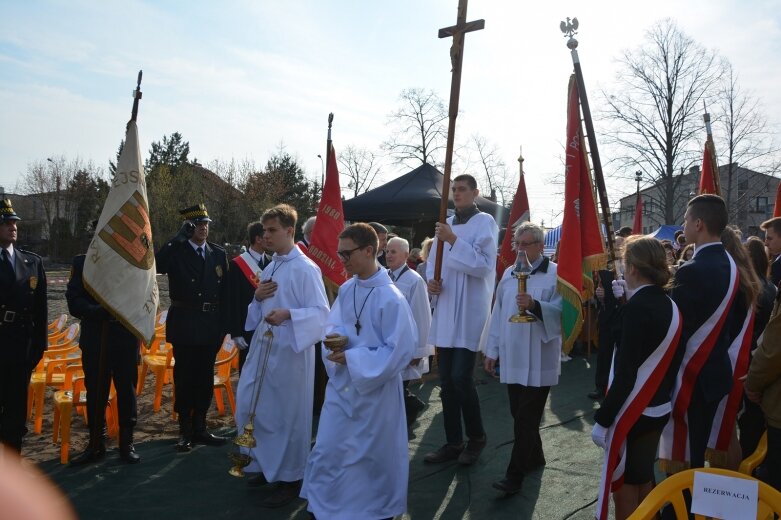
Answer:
[{"left": 342, "top": 163, "right": 509, "bottom": 243}]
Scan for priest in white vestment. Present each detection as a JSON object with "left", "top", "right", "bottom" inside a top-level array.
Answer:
[
  {"left": 425, "top": 174, "right": 498, "bottom": 466},
  {"left": 235, "top": 204, "right": 329, "bottom": 509},
  {"left": 482, "top": 222, "right": 562, "bottom": 495},
  {"left": 301, "top": 223, "right": 416, "bottom": 520},
  {"left": 386, "top": 236, "right": 433, "bottom": 431}
]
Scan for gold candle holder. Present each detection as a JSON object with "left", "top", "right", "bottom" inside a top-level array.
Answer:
[{"left": 509, "top": 270, "right": 537, "bottom": 323}]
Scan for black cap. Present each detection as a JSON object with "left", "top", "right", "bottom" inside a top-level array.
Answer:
[
  {"left": 0, "top": 199, "right": 21, "bottom": 222},
  {"left": 179, "top": 203, "right": 212, "bottom": 223},
  {"left": 368, "top": 222, "right": 387, "bottom": 235}
]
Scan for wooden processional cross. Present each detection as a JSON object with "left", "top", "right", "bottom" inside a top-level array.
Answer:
[{"left": 433, "top": 0, "right": 484, "bottom": 282}]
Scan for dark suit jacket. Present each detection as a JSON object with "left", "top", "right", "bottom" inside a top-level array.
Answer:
[
  {"left": 0, "top": 247, "right": 47, "bottom": 367},
  {"left": 595, "top": 285, "right": 679, "bottom": 427},
  {"left": 65, "top": 255, "right": 137, "bottom": 350},
  {"left": 671, "top": 243, "right": 736, "bottom": 403},
  {"left": 155, "top": 237, "right": 230, "bottom": 347},
  {"left": 771, "top": 257, "right": 781, "bottom": 288}
]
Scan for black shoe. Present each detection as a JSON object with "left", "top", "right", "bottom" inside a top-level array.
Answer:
[
  {"left": 175, "top": 435, "right": 193, "bottom": 452},
  {"left": 247, "top": 473, "right": 268, "bottom": 487},
  {"left": 492, "top": 477, "right": 524, "bottom": 495},
  {"left": 261, "top": 480, "right": 302, "bottom": 509},
  {"left": 424, "top": 443, "right": 464, "bottom": 463},
  {"left": 120, "top": 444, "right": 141, "bottom": 464},
  {"left": 587, "top": 388, "right": 605, "bottom": 400},
  {"left": 192, "top": 413, "right": 227, "bottom": 446},
  {"left": 458, "top": 435, "right": 487, "bottom": 465},
  {"left": 70, "top": 443, "right": 106, "bottom": 466}
]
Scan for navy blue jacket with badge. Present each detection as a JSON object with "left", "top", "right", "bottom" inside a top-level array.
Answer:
[
  {"left": 0, "top": 248, "right": 47, "bottom": 367},
  {"left": 155, "top": 236, "right": 230, "bottom": 347}
]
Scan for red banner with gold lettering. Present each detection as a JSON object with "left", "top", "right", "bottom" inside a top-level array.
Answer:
[{"left": 305, "top": 141, "right": 348, "bottom": 291}]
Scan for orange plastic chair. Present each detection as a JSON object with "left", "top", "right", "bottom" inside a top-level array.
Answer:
[
  {"left": 213, "top": 338, "right": 238, "bottom": 416},
  {"left": 136, "top": 311, "right": 169, "bottom": 395},
  {"left": 143, "top": 345, "right": 175, "bottom": 412},
  {"left": 48, "top": 323, "right": 80, "bottom": 346},
  {"left": 52, "top": 364, "right": 118, "bottom": 464},
  {"left": 28, "top": 343, "right": 81, "bottom": 434},
  {"left": 739, "top": 431, "right": 768, "bottom": 476},
  {"left": 628, "top": 467, "right": 781, "bottom": 520},
  {"left": 48, "top": 314, "right": 68, "bottom": 333}
]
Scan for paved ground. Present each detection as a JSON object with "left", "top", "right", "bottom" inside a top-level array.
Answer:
[{"left": 39, "top": 354, "right": 607, "bottom": 519}]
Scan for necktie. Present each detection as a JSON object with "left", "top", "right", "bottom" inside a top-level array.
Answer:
[
  {"left": 388, "top": 268, "right": 395, "bottom": 282},
  {"left": 196, "top": 246, "right": 204, "bottom": 263},
  {"left": 1, "top": 249, "right": 13, "bottom": 283}
]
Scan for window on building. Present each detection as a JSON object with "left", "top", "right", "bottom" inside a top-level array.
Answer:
[{"left": 755, "top": 197, "right": 768, "bottom": 213}]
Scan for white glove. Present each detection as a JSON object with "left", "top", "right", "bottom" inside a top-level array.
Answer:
[
  {"left": 591, "top": 423, "right": 608, "bottom": 449},
  {"left": 234, "top": 336, "right": 249, "bottom": 350},
  {"left": 611, "top": 279, "right": 628, "bottom": 299}
]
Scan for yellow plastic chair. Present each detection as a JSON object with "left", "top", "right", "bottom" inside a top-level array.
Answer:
[
  {"left": 213, "top": 338, "right": 238, "bottom": 416},
  {"left": 739, "top": 431, "right": 768, "bottom": 476},
  {"left": 28, "top": 343, "right": 81, "bottom": 434},
  {"left": 48, "top": 314, "right": 68, "bottom": 333},
  {"left": 628, "top": 467, "right": 781, "bottom": 520},
  {"left": 52, "top": 364, "right": 118, "bottom": 464}
]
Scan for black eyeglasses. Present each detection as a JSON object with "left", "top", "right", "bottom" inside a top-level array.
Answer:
[
  {"left": 337, "top": 246, "right": 363, "bottom": 261},
  {"left": 514, "top": 240, "right": 539, "bottom": 248}
]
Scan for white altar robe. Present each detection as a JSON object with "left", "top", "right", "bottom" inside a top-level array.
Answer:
[
  {"left": 235, "top": 246, "right": 329, "bottom": 482},
  {"left": 301, "top": 268, "right": 416, "bottom": 520},
  {"left": 390, "top": 265, "right": 434, "bottom": 380},
  {"left": 481, "top": 260, "right": 563, "bottom": 387},
  {"left": 427, "top": 212, "right": 498, "bottom": 351}
]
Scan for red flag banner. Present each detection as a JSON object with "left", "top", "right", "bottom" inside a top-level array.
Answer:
[
  {"left": 497, "top": 172, "right": 530, "bottom": 274},
  {"left": 556, "top": 74, "right": 607, "bottom": 354},
  {"left": 773, "top": 181, "right": 781, "bottom": 218},
  {"left": 632, "top": 192, "right": 643, "bottom": 235},
  {"left": 305, "top": 142, "right": 348, "bottom": 292},
  {"left": 698, "top": 138, "right": 721, "bottom": 196}
]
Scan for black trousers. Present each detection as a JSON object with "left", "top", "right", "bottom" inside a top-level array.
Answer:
[
  {"left": 81, "top": 329, "right": 139, "bottom": 433},
  {"left": 766, "top": 425, "right": 781, "bottom": 490},
  {"left": 438, "top": 348, "right": 484, "bottom": 445},
  {"left": 738, "top": 397, "right": 766, "bottom": 459},
  {"left": 0, "top": 337, "right": 32, "bottom": 452},
  {"left": 506, "top": 384, "right": 550, "bottom": 481},
  {"left": 595, "top": 313, "right": 616, "bottom": 393},
  {"left": 171, "top": 343, "right": 220, "bottom": 416},
  {"left": 687, "top": 390, "right": 721, "bottom": 469}
]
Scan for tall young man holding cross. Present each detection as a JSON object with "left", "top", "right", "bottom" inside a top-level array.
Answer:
[{"left": 425, "top": 174, "right": 498, "bottom": 465}]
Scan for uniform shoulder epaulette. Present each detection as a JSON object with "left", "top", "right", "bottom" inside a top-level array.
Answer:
[
  {"left": 17, "top": 248, "right": 42, "bottom": 259},
  {"left": 209, "top": 242, "right": 226, "bottom": 252}
]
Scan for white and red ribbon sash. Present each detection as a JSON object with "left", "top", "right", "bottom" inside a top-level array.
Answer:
[
  {"left": 707, "top": 306, "right": 754, "bottom": 462},
  {"left": 596, "top": 298, "right": 682, "bottom": 520},
  {"left": 659, "top": 254, "right": 738, "bottom": 471},
  {"left": 233, "top": 251, "right": 261, "bottom": 289}
]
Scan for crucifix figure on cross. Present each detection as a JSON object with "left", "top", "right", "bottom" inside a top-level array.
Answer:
[{"left": 432, "top": 0, "right": 485, "bottom": 283}]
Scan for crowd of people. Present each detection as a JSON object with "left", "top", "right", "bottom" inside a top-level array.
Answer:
[{"left": 1, "top": 183, "right": 780, "bottom": 519}]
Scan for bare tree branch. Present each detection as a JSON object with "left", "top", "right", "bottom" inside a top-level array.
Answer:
[
  {"left": 337, "top": 145, "right": 382, "bottom": 197},
  {"left": 382, "top": 88, "right": 448, "bottom": 168}
]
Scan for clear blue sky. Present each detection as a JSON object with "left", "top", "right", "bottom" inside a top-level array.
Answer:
[{"left": 2, "top": 0, "right": 780, "bottom": 226}]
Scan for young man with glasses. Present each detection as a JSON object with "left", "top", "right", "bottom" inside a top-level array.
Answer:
[
  {"left": 483, "top": 222, "right": 562, "bottom": 494},
  {"left": 302, "top": 223, "right": 416, "bottom": 520},
  {"left": 424, "top": 174, "right": 498, "bottom": 466}
]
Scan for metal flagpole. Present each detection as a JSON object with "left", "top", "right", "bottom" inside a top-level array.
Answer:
[{"left": 560, "top": 18, "right": 619, "bottom": 274}]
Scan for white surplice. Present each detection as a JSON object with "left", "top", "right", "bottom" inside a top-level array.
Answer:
[
  {"left": 482, "top": 259, "right": 563, "bottom": 387},
  {"left": 390, "top": 265, "right": 433, "bottom": 380},
  {"left": 301, "top": 268, "right": 416, "bottom": 520},
  {"left": 427, "top": 212, "right": 498, "bottom": 351},
  {"left": 234, "top": 246, "right": 329, "bottom": 482}
]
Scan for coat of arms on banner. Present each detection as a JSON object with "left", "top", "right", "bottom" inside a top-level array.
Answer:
[{"left": 97, "top": 191, "right": 154, "bottom": 270}]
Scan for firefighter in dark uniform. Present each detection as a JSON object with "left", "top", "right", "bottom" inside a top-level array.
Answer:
[
  {"left": 66, "top": 249, "right": 141, "bottom": 465},
  {"left": 0, "top": 199, "right": 47, "bottom": 454},
  {"left": 155, "top": 204, "right": 230, "bottom": 452}
]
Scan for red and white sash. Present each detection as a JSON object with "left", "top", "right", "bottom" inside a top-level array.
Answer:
[
  {"left": 658, "top": 254, "right": 738, "bottom": 473},
  {"left": 596, "top": 298, "right": 682, "bottom": 520},
  {"left": 233, "top": 251, "right": 262, "bottom": 289},
  {"left": 706, "top": 306, "right": 754, "bottom": 466}
]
